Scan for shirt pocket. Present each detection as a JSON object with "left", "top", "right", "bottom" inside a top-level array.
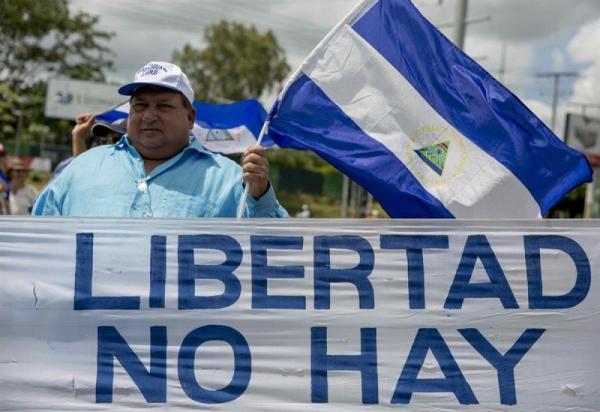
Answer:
[{"left": 155, "top": 192, "right": 216, "bottom": 218}]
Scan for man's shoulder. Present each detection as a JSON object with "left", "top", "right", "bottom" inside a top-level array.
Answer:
[
  {"left": 53, "top": 146, "right": 121, "bottom": 185},
  {"left": 67, "top": 145, "right": 121, "bottom": 169},
  {"left": 76, "top": 144, "right": 117, "bottom": 160}
]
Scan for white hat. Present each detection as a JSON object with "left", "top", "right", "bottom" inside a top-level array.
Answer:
[{"left": 118, "top": 61, "right": 194, "bottom": 105}]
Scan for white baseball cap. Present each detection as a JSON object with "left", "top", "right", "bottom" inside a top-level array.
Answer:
[{"left": 118, "top": 61, "right": 194, "bottom": 105}]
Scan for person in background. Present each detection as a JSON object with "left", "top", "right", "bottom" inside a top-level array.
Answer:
[
  {"left": 71, "top": 113, "right": 127, "bottom": 157},
  {"left": 7, "top": 159, "right": 38, "bottom": 215},
  {"left": 51, "top": 115, "right": 127, "bottom": 179},
  {"left": 91, "top": 117, "right": 127, "bottom": 145},
  {"left": 367, "top": 209, "right": 380, "bottom": 219},
  {"left": 295, "top": 203, "right": 311, "bottom": 218},
  {"left": 0, "top": 144, "right": 11, "bottom": 214}
]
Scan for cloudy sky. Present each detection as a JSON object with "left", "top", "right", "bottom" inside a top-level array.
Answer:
[{"left": 69, "top": 0, "right": 600, "bottom": 135}]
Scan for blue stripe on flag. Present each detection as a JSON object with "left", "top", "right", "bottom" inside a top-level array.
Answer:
[
  {"left": 96, "top": 106, "right": 128, "bottom": 123},
  {"left": 194, "top": 100, "right": 274, "bottom": 147},
  {"left": 352, "top": 0, "right": 591, "bottom": 213},
  {"left": 270, "top": 74, "right": 454, "bottom": 218}
]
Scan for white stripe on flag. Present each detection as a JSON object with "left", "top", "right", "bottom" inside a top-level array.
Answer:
[
  {"left": 193, "top": 124, "right": 257, "bottom": 154},
  {"left": 303, "top": 25, "right": 541, "bottom": 218}
]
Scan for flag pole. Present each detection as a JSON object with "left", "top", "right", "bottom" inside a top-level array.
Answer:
[{"left": 236, "top": 119, "right": 270, "bottom": 220}]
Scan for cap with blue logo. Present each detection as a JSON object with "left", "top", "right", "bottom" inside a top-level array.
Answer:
[{"left": 118, "top": 61, "right": 194, "bottom": 105}]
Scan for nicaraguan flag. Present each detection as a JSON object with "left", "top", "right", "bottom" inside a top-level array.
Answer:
[
  {"left": 97, "top": 100, "right": 274, "bottom": 154},
  {"left": 96, "top": 101, "right": 129, "bottom": 122},
  {"left": 193, "top": 100, "right": 275, "bottom": 154},
  {"left": 267, "top": 0, "right": 593, "bottom": 218}
]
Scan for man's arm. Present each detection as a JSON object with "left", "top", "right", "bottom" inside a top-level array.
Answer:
[{"left": 72, "top": 113, "right": 96, "bottom": 157}]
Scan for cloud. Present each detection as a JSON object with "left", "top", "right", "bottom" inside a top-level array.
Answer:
[
  {"left": 567, "top": 18, "right": 600, "bottom": 118},
  {"left": 67, "top": 0, "right": 600, "bottom": 118},
  {"left": 70, "top": 0, "right": 358, "bottom": 83},
  {"left": 568, "top": 19, "right": 600, "bottom": 64},
  {"left": 468, "top": 0, "right": 600, "bottom": 42}
]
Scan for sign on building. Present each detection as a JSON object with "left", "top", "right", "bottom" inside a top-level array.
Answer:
[
  {"left": 44, "top": 78, "right": 126, "bottom": 120},
  {"left": 565, "top": 113, "right": 600, "bottom": 166}
]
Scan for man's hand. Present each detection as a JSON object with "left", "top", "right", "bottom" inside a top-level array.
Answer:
[
  {"left": 242, "top": 145, "right": 270, "bottom": 199},
  {"left": 72, "top": 113, "right": 96, "bottom": 157}
]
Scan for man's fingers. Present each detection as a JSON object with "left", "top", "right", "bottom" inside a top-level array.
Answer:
[
  {"left": 242, "top": 145, "right": 269, "bottom": 198},
  {"left": 75, "top": 113, "right": 93, "bottom": 124},
  {"left": 244, "top": 145, "right": 266, "bottom": 157},
  {"left": 243, "top": 153, "right": 268, "bottom": 167},
  {"left": 243, "top": 163, "right": 267, "bottom": 175},
  {"left": 83, "top": 115, "right": 96, "bottom": 126}
]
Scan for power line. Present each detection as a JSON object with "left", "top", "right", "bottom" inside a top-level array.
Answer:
[
  {"left": 536, "top": 71, "right": 578, "bottom": 131},
  {"left": 86, "top": 0, "right": 326, "bottom": 56},
  {"left": 568, "top": 102, "right": 600, "bottom": 117}
]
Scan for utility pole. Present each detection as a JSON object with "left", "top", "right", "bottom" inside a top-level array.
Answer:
[
  {"left": 536, "top": 72, "right": 578, "bottom": 131},
  {"left": 498, "top": 44, "right": 507, "bottom": 84},
  {"left": 435, "top": 0, "right": 488, "bottom": 51},
  {"left": 453, "top": 0, "right": 469, "bottom": 49},
  {"left": 341, "top": 175, "right": 349, "bottom": 218}
]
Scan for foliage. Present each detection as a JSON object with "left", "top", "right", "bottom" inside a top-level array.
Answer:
[
  {"left": 0, "top": 83, "right": 19, "bottom": 141},
  {"left": 267, "top": 149, "right": 336, "bottom": 174},
  {"left": 277, "top": 191, "right": 342, "bottom": 218},
  {"left": 547, "top": 184, "right": 587, "bottom": 218},
  {"left": 0, "top": 0, "right": 114, "bottom": 148},
  {"left": 0, "top": 0, "right": 114, "bottom": 89},
  {"left": 173, "top": 20, "right": 290, "bottom": 102}
]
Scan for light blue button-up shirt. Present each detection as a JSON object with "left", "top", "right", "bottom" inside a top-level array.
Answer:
[{"left": 33, "top": 135, "right": 288, "bottom": 218}]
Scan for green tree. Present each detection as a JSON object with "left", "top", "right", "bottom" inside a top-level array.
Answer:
[
  {"left": 0, "top": 0, "right": 115, "bottom": 149},
  {"left": 0, "top": 83, "right": 19, "bottom": 142},
  {"left": 0, "top": 0, "right": 114, "bottom": 89},
  {"left": 173, "top": 20, "right": 290, "bottom": 102}
]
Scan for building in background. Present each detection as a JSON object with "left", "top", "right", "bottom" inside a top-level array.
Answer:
[{"left": 564, "top": 113, "right": 600, "bottom": 218}]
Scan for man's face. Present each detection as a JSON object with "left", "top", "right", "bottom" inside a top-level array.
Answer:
[{"left": 127, "top": 87, "right": 195, "bottom": 161}]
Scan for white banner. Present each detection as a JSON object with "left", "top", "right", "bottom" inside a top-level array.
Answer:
[{"left": 0, "top": 218, "right": 598, "bottom": 411}]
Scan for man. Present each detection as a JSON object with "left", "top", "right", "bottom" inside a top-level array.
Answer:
[
  {"left": 34, "top": 61, "right": 287, "bottom": 218},
  {"left": 0, "top": 144, "right": 10, "bottom": 214}
]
